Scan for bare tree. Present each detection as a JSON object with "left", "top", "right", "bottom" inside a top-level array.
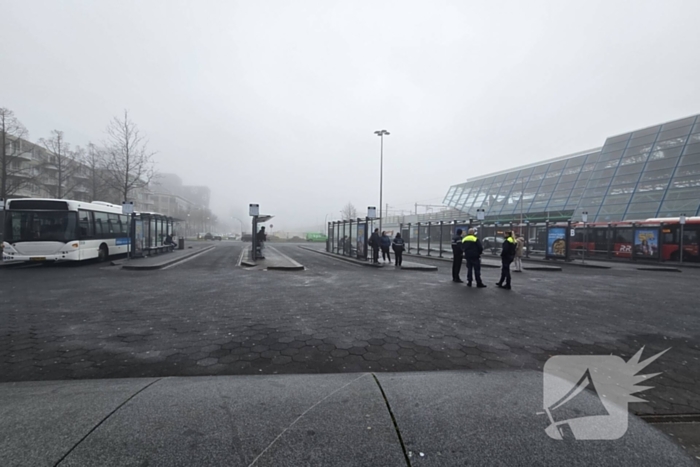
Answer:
[
  {"left": 102, "top": 110, "right": 156, "bottom": 202},
  {"left": 340, "top": 202, "right": 357, "bottom": 220},
  {"left": 82, "top": 142, "right": 109, "bottom": 202},
  {"left": 39, "top": 130, "right": 82, "bottom": 199},
  {"left": 0, "top": 107, "right": 32, "bottom": 201}
]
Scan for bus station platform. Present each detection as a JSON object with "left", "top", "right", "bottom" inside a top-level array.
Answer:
[
  {"left": 300, "top": 246, "right": 438, "bottom": 271},
  {"left": 119, "top": 243, "right": 215, "bottom": 270},
  {"left": 239, "top": 245, "right": 305, "bottom": 271},
  {"left": 0, "top": 371, "right": 696, "bottom": 467}
]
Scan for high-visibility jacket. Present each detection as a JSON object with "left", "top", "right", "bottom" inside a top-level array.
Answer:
[
  {"left": 501, "top": 236, "right": 516, "bottom": 258},
  {"left": 462, "top": 234, "right": 484, "bottom": 259}
]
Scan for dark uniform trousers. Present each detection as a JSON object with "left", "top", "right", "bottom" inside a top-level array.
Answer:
[
  {"left": 466, "top": 257, "right": 482, "bottom": 285},
  {"left": 499, "top": 258, "right": 513, "bottom": 286},
  {"left": 452, "top": 249, "right": 463, "bottom": 280}
]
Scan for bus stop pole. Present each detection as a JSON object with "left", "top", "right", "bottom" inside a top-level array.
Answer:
[{"left": 680, "top": 214, "right": 686, "bottom": 264}]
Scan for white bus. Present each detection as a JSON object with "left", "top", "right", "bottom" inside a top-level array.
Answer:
[{"left": 2, "top": 198, "right": 132, "bottom": 262}]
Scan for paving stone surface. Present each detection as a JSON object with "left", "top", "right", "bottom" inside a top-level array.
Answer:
[{"left": 1, "top": 242, "right": 699, "bottom": 417}]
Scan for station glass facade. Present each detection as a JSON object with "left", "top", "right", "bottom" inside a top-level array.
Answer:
[{"left": 444, "top": 114, "right": 700, "bottom": 223}]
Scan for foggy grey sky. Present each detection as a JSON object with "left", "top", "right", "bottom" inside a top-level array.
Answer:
[{"left": 2, "top": 0, "right": 700, "bottom": 232}]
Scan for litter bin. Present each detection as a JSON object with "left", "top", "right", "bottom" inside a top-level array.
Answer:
[{"left": 178, "top": 238, "right": 185, "bottom": 250}]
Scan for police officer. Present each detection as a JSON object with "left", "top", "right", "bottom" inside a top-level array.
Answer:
[
  {"left": 451, "top": 228, "right": 465, "bottom": 282},
  {"left": 462, "top": 228, "right": 486, "bottom": 288},
  {"left": 496, "top": 230, "right": 516, "bottom": 290}
]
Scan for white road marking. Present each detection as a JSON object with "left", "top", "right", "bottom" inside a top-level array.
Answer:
[{"left": 161, "top": 247, "right": 215, "bottom": 270}]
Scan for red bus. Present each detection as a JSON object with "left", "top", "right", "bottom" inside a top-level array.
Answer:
[{"left": 567, "top": 216, "right": 700, "bottom": 262}]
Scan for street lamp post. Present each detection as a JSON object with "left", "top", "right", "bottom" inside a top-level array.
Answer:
[{"left": 374, "top": 129, "right": 390, "bottom": 234}]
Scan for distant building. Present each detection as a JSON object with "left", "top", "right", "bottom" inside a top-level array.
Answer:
[{"left": 443, "top": 114, "right": 700, "bottom": 223}]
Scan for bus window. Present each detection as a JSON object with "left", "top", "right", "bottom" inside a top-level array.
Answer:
[
  {"left": 94, "top": 212, "right": 109, "bottom": 237},
  {"left": 108, "top": 214, "right": 121, "bottom": 235},
  {"left": 119, "top": 215, "right": 129, "bottom": 235},
  {"left": 78, "top": 210, "right": 94, "bottom": 238}
]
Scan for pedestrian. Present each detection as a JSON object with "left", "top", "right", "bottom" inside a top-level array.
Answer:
[
  {"left": 461, "top": 228, "right": 486, "bottom": 288},
  {"left": 369, "top": 228, "right": 380, "bottom": 264},
  {"left": 380, "top": 231, "right": 392, "bottom": 263},
  {"left": 496, "top": 230, "right": 516, "bottom": 290},
  {"left": 451, "top": 228, "right": 465, "bottom": 282},
  {"left": 514, "top": 234, "right": 525, "bottom": 272},
  {"left": 163, "top": 232, "right": 177, "bottom": 251},
  {"left": 392, "top": 233, "right": 405, "bottom": 268},
  {"left": 256, "top": 226, "right": 267, "bottom": 258}
]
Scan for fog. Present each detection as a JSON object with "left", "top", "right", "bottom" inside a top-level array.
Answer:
[{"left": 2, "top": 0, "right": 700, "bottom": 232}]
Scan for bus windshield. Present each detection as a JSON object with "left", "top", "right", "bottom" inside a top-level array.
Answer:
[{"left": 4, "top": 210, "right": 78, "bottom": 243}]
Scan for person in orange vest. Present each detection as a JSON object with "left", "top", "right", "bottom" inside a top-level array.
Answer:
[{"left": 496, "top": 230, "right": 516, "bottom": 290}]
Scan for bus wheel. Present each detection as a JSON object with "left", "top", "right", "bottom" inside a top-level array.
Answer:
[{"left": 98, "top": 245, "right": 109, "bottom": 262}]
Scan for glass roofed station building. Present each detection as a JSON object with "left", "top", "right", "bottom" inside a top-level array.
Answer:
[{"left": 444, "top": 114, "right": 700, "bottom": 223}]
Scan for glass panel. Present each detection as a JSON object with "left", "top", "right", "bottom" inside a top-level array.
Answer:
[
  {"left": 558, "top": 173, "right": 578, "bottom": 183},
  {"left": 626, "top": 202, "right": 662, "bottom": 213},
  {"left": 612, "top": 173, "right": 642, "bottom": 185},
  {"left": 649, "top": 146, "right": 683, "bottom": 160},
  {"left": 574, "top": 178, "right": 590, "bottom": 188},
  {"left": 664, "top": 189, "right": 700, "bottom": 201},
  {"left": 683, "top": 142, "right": 700, "bottom": 156},
  {"left": 532, "top": 164, "right": 548, "bottom": 174},
  {"left": 548, "top": 160, "right": 567, "bottom": 171},
  {"left": 640, "top": 168, "right": 674, "bottom": 182},
  {"left": 540, "top": 176, "right": 558, "bottom": 187},
  {"left": 602, "top": 158, "right": 621, "bottom": 169},
  {"left": 675, "top": 163, "right": 700, "bottom": 178},
  {"left": 603, "top": 192, "right": 633, "bottom": 204},
  {"left": 627, "top": 133, "right": 657, "bottom": 148},
  {"left": 645, "top": 156, "right": 679, "bottom": 171},
  {"left": 654, "top": 137, "right": 686, "bottom": 150},
  {"left": 494, "top": 174, "right": 507, "bottom": 182},
  {"left": 661, "top": 116, "right": 696, "bottom": 131},
  {"left": 519, "top": 167, "right": 534, "bottom": 177},
  {"left": 555, "top": 181, "right": 575, "bottom": 191},
  {"left": 505, "top": 170, "right": 520, "bottom": 180},
  {"left": 690, "top": 132, "right": 700, "bottom": 143},
  {"left": 5, "top": 211, "right": 78, "bottom": 243},
  {"left": 599, "top": 204, "right": 628, "bottom": 215},
  {"left": 599, "top": 149, "right": 626, "bottom": 161},
  {"left": 659, "top": 199, "right": 700, "bottom": 213},
  {"left": 587, "top": 177, "right": 613, "bottom": 188},
  {"left": 631, "top": 191, "right": 665, "bottom": 203},
  {"left": 584, "top": 152, "right": 601, "bottom": 163},
  {"left": 693, "top": 123, "right": 700, "bottom": 134},
  {"left": 565, "top": 155, "right": 587, "bottom": 168},
  {"left": 579, "top": 197, "right": 604, "bottom": 207},
  {"left": 670, "top": 175, "right": 700, "bottom": 189},
  {"left": 658, "top": 125, "right": 693, "bottom": 141},
  {"left": 608, "top": 184, "right": 636, "bottom": 196},
  {"left": 580, "top": 163, "right": 597, "bottom": 172},
  {"left": 637, "top": 181, "right": 670, "bottom": 192},
  {"left": 544, "top": 169, "right": 562, "bottom": 179},
  {"left": 616, "top": 163, "right": 645, "bottom": 175},
  {"left": 602, "top": 139, "right": 629, "bottom": 152},
  {"left": 590, "top": 168, "right": 616, "bottom": 180},
  {"left": 631, "top": 126, "right": 660, "bottom": 138},
  {"left": 582, "top": 186, "right": 608, "bottom": 198}
]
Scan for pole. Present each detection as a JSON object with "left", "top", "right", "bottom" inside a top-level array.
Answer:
[
  {"left": 379, "top": 134, "right": 384, "bottom": 234},
  {"left": 680, "top": 224, "right": 684, "bottom": 264}
]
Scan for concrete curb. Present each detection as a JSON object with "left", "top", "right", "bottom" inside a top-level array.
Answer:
[
  {"left": 121, "top": 246, "right": 216, "bottom": 270},
  {"left": 636, "top": 267, "right": 682, "bottom": 272},
  {"left": 299, "top": 247, "right": 437, "bottom": 271}
]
